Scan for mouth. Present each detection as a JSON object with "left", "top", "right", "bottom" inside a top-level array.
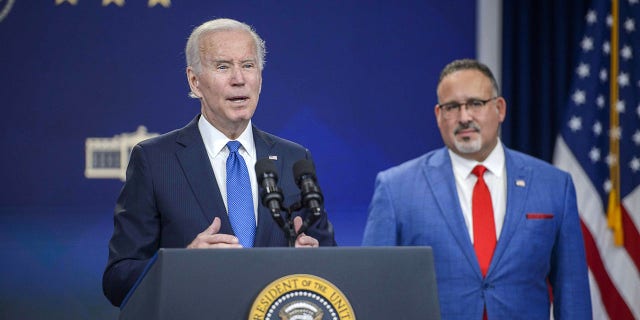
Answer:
[
  {"left": 227, "top": 96, "right": 250, "bottom": 103},
  {"left": 454, "top": 123, "right": 480, "bottom": 137},
  {"left": 456, "top": 128, "right": 478, "bottom": 135}
]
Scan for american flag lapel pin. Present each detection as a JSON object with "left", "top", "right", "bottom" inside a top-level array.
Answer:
[
  {"left": 516, "top": 179, "right": 526, "bottom": 187},
  {"left": 269, "top": 155, "right": 278, "bottom": 161}
]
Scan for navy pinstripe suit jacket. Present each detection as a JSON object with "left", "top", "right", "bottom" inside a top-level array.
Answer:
[{"left": 103, "top": 115, "right": 336, "bottom": 307}]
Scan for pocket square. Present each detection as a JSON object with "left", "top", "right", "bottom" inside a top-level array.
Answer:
[{"left": 526, "top": 213, "right": 554, "bottom": 220}]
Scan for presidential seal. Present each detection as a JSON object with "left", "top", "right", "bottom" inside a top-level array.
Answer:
[{"left": 249, "top": 274, "right": 355, "bottom": 320}]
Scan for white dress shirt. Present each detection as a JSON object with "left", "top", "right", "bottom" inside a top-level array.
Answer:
[
  {"left": 198, "top": 115, "right": 259, "bottom": 224},
  {"left": 448, "top": 140, "right": 507, "bottom": 242}
]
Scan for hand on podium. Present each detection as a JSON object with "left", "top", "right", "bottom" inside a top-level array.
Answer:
[
  {"left": 187, "top": 217, "right": 242, "bottom": 249},
  {"left": 185, "top": 217, "right": 319, "bottom": 248},
  {"left": 293, "top": 216, "right": 319, "bottom": 248}
]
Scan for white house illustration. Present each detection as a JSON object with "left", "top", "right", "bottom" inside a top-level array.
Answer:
[{"left": 85, "top": 126, "right": 158, "bottom": 181}]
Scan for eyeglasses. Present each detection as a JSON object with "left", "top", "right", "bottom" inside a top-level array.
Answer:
[{"left": 438, "top": 97, "right": 498, "bottom": 119}]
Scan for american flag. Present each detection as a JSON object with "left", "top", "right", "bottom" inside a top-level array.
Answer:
[{"left": 552, "top": 0, "right": 640, "bottom": 319}]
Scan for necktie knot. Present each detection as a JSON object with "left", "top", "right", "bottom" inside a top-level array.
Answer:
[
  {"left": 227, "top": 140, "right": 241, "bottom": 153},
  {"left": 472, "top": 165, "right": 488, "bottom": 178}
]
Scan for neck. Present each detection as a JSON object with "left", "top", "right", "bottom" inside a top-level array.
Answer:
[{"left": 201, "top": 113, "right": 249, "bottom": 140}]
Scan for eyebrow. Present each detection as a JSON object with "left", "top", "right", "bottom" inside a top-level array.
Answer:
[
  {"left": 211, "top": 58, "right": 256, "bottom": 64},
  {"left": 441, "top": 97, "right": 484, "bottom": 104}
]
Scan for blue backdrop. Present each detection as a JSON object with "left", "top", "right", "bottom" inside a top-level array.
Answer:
[{"left": 0, "top": 1, "right": 475, "bottom": 318}]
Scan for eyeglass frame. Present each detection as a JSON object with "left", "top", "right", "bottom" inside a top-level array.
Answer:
[{"left": 437, "top": 96, "right": 499, "bottom": 119}]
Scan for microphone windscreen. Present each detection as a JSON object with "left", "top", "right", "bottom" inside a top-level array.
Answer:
[
  {"left": 293, "top": 159, "right": 316, "bottom": 181},
  {"left": 255, "top": 158, "right": 278, "bottom": 179}
]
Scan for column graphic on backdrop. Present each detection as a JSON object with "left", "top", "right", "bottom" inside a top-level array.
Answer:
[{"left": 85, "top": 126, "right": 158, "bottom": 181}]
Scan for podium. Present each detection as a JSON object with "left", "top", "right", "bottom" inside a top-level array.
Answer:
[{"left": 120, "top": 247, "right": 440, "bottom": 319}]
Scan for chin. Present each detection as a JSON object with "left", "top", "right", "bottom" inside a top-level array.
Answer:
[{"left": 454, "top": 139, "right": 482, "bottom": 154}]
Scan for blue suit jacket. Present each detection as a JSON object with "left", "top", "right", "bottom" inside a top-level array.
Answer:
[
  {"left": 362, "top": 146, "right": 591, "bottom": 319},
  {"left": 103, "top": 115, "right": 336, "bottom": 307}
]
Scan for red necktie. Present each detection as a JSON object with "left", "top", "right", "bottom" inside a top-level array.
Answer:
[{"left": 471, "top": 165, "right": 496, "bottom": 278}]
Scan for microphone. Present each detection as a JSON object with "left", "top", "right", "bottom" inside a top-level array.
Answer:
[
  {"left": 255, "top": 158, "right": 284, "bottom": 215},
  {"left": 293, "top": 159, "right": 324, "bottom": 215}
]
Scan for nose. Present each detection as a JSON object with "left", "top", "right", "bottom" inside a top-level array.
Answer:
[
  {"left": 458, "top": 103, "right": 474, "bottom": 122},
  {"left": 230, "top": 67, "right": 245, "bottom": 85}
]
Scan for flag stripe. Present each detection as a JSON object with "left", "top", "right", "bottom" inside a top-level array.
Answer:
[
  {"left": 622, "top": 205, "right": 640, "bottom": 271},
  {"left": 580, "top": 220, "right": 634, "bottom": 319},
  {"left": 623, "top": 186, "right": 640, "bottom": 232},
  {"left": 587, "top": 271, "right": 608, "bottom": 320}
]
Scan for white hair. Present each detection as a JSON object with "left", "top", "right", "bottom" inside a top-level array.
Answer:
[{"left": 185, "top": 18, "right": 266, "bottom": 74}]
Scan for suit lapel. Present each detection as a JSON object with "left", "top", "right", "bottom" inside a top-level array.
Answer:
[
  {"left": 487, "top": 148, "right": 531, "bottom": 277},
  {"left": 424, "top": 148, "right": 481, "bottom": 275},
  {"left": 174, "top": 116, "right": 234, "bottom": 234}
]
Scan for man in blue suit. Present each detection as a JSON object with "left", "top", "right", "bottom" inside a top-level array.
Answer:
[
  {"left": 362, "top": 59, "right": 591, "bottom": 319},
  {"left": 103, "top": 18, "right": 336, "bottom": 307}
]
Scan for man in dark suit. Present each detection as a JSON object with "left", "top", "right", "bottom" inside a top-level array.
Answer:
[
  {"left": 103, "top": 18, "right": 336, "bottom": 307},
  {"left": 362, "top": 59, "right": 591, "bottom": 319}
]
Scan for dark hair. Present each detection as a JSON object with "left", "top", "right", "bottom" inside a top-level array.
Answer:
[{"left": 438, "top": 59, "right": 500, "bottom": 95}]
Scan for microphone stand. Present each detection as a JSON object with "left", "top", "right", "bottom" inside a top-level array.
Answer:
[{"left": 269, "top": 201, "right": 320, "bottom": 247}]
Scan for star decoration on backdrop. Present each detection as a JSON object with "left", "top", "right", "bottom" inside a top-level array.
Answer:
[
  {"left": 148, "top": 0, "right": 170, "bottom": 7},
  {"left": 102, "top": 0, "right": 124, "bottom": 6},
  {"left": 54, "top": 0, "right": 170, "bottom": 7},
  {"left": 55, "top": 0, "right": 78, "bottom": 5}
]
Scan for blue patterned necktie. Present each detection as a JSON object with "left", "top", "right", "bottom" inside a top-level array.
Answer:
[{"left": 226, "top": 141, "right": 256, "bottom": 247}]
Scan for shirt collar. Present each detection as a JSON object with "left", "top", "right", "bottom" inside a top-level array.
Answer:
[
  {"left": 198, "top": 115, "right": 256, "bottom": 159},
  {"left": 448, "top": 139, "right": 505, "bottom": 179}
]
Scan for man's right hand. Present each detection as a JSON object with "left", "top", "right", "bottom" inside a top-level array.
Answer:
[{"left": 187, "top": 217, "right": 242, "bottom": 248}]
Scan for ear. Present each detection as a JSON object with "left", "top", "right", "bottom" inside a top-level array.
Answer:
[
  {"left": 496, "top": 97, "right": 507, "bottom": 122},
  {"left": 186, "top": 67, "right": 201, "bottom": 98},
  {"left": 434, "top": 103, "right": 444, "bottom": 127}
]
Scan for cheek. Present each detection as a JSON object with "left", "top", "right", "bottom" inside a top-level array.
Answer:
[
  {"left": 254, "top": 75, "right": 263, "bottom": 92},
  {"left": 438, "top": 119, "right": 455, "bottom": 132}
]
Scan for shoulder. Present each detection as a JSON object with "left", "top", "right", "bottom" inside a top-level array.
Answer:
[
  {"left": 255, "top": 127, "right": 307, "bottom": 151},
  {"left": 137, "top": 116, "right": 200, "bottom": 150},
  {"left": 505, "top": 147, "right": 571, "bottom": 180},
  {"left": 379, "top": 147, "right": 447, "bottom": 181},
  {"left": 253, "top": 126, "right": 311, "bottom": 161}
]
